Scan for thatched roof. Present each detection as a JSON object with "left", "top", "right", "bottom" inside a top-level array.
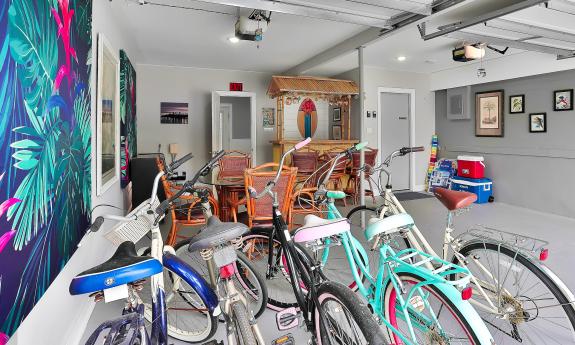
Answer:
[{"left": 267, "top": 75, "right": 359, "bottom": 98}]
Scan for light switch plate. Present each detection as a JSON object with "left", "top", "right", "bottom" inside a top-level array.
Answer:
[{"left": 367, "top": 111, "right": 371, "bottom": 118}]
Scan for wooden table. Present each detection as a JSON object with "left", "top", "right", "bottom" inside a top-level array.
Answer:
[{"left": 203, "top": 178, "right": 245, "bottom": 222}]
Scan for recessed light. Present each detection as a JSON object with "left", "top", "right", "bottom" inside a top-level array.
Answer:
[
  {"left": 397, "top": 56, "right": 407, "bottom": 62},
  {"left": 228, "top": 36, "right": 240, "bottom": 43}
]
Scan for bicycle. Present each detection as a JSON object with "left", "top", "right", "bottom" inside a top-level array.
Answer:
[
  {"left": 71, "top": 152, "right": 266, "bottom": 345},
  {"left": 346, "top": 147, "right": 575, "bottom": 344},
  {"left": 296, "top": 144, "right": 493, "bottom": 345},
  {"left": 237, "top": 138, "right": 389, "bottom": 345}
]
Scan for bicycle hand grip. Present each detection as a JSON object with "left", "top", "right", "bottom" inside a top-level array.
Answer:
[
  {"left": 294, "top": 137, "right": 311, "bottom": 150},
  {"left": 354, "top": 142, "right": 368, "bottom": 151},
  {"left": 170, "top": 152, "right": 193, "bottom": 171},
  {"left": 400, "top": 146, "right": 425, "bottom": 155},
  {"left": 90, "top": 216, "right": 105, "bottom": 232}
]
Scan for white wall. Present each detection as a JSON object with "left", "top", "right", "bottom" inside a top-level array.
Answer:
[
  {"left": 7, "top": 2, "right": 141, "bottom": 344},
  {"left": 136, "top": 64, "right": 276, "bottom": 175},
  {"left": 335, "top": 66, "right": 435, "bottom": 190}
]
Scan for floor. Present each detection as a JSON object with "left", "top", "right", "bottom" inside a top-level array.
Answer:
[{"left": 81, "top": 195, "right": 575, "bottom": 344}]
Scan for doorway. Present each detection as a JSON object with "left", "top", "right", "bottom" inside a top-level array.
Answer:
[
  {"left": 377, "top": 87, "right": 416, "bottom": 191},
  {"left": 211, "top": 91, "right": 256, "bottom": 160}
]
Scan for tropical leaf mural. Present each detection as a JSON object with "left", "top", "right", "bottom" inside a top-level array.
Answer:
[
  {"left": 120, "top": 50, "right": 137, "bottom": 189},
  {"left": 0, "top": 0, "right": 93, "bottom": 338}
]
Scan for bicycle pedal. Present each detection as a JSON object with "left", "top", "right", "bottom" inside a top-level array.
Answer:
[
  {"left": 201, "top": 340, "right": 223, "bottom": 345},
  {"left": 276, "top": 307, "right": 300, "bottom": 331},
  {"left": 272, "top": 334, "right": 295, "bottom": 345}
]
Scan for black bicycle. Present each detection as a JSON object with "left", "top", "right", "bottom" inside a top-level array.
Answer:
[{"left": 237, "top": 138, "right": 387, "bottom": 345}]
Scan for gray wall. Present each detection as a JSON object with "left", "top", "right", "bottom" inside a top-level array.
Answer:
[
  {"left": 221, "top": 96, "right": 251, "bottom": 139},
  {"left": 435, "top": 69, "right": 575, "bottom": 218}
]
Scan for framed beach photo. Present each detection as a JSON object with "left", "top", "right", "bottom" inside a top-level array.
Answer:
[
  {"left": 333, "top": 107, "right": 341, "bottom": 122},
  {"left": 475, "top": 90, "right": 504, "bottom": 137},
  {"left": 554, "top": 89, "right": 573, "bottom": 111},
  {"left": 509, "top": 94, "right": 525, "bottom": 114},
  {"left": 529, "top": 113, "right": 546, "bottom": 133}
]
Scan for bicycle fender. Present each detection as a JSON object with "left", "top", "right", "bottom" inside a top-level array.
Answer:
[
  {"left": 162, "top": 253, "right": 220, "bottom": 314},
  {"left": 391, "top": 267, "right": 495, "bottom": 345}
]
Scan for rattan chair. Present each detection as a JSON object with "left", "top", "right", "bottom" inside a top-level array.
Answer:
[
  {"left": 156, "top": 157, "right": 219, "bottom": 246},
  {"left": 231, "top": 163, "right": 297, "bottom": 228},
  {"left": 291, "top": 150, "right": 319, "bottom": 187},
  {"left": 345, "top": 147, "right": 379, "bottom": 205},
  {"left": 218, "top": 151, "right": 251, "bottom": 179}
]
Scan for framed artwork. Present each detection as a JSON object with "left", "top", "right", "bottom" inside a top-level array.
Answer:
[
  {"left": 475, "top": 90, "right": 504, "bottom": 137},
  {"left": 530, "top": 113, "right": 547, "bottom": 133},
  {"left": 509, "top": 94, "right": 525, "bottom": 114},
  {"left": 262, "top": 107, "right": 275, "bottom": 128},
  {"left": 332, "top": 125, "right": 342, "bottom": 140},
  {"left": 161, "top": 102, "right": 189, "bottom": 124},
  {"left": 333, "top": 107, "right": 341, "bottom": 122},
  {"left": 554, "top": 89, "right": 573, "bottom": 111},
  {"left": 97, "top": 34, "right": 121, "bottom": 196}
]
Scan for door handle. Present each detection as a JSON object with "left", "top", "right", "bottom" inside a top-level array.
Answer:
[{"left": 398, "top": 116, "right": 407, "bottom": 120}]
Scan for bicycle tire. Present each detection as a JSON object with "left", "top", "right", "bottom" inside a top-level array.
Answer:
[
  {"left": 238, "top": 230, "right": 312, "bottom": 309},
  {"left": 231, "top": 302, "right": 258, "bottom": 345},
  {"left": 172, "top": 240, "right": 268, "bottom": 319},
  {"left": 314, "top": 281, "right": 387, "bottom": 345},
  {"left": 382, "top": 271, "right": 485, "bottom": 345},
  {"left": 457, "top": 241, "right": 575, "bottom": 344},
  {"left": 134, "top": 265, "right": 217, "bottom": 343}
]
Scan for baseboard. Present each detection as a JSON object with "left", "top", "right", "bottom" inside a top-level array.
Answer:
[{"left": 413, "top": 184, "right": 427, "bottom": 192}]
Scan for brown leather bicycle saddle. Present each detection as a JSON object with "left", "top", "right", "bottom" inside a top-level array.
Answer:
[{"left": 433, "top": 187, "right": 477, "bottom": 211}]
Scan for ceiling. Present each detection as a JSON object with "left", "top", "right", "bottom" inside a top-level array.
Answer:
[{"left": 117, "top": 0, "right": 575, "bottom": 75}]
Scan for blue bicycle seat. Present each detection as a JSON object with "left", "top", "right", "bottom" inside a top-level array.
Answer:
[{"left": 70, "top": 241, "right": 163, "bottom": 295}]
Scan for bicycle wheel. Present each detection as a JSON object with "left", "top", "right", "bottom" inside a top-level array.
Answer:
[
  {"left": 314, "top": 281, "right": 388, "bottom": 345},
  {"left": 456, "top": 241, "right": 575, "bottom": 345},
  {"left": 230, "top": 302, "right": 258, "bottom": 345},
  {"left": 135, "top": 266, "right": 217, "bottom": 343},
  {"left": 173, "top": 240, "right": 268, "bottom": 319},
  {"left": 238, "top": 231, "right": 311, "bottom": 309},
  {"left": 383, "top": 272, "right": 482, "bottom": 345},
  {"left": 346, "top": 206, "right": 411, "bottom": 279}
]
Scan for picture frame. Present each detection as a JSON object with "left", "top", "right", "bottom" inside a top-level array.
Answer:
[
  {"left": 332, "top": 125, "right": 342, "bottom": 140},
  {"left": 262, "top": 107, "right": 275, "bottom": 128},
  {"left": 333, "top": 107, "right": 341, "bottom": 122},
  {"left": 96, "top": 34, "right": 121, "bottom": 196},
  {"left": 554, "top": 89, "right": 573, "bottom": 111},
  {"left": 529, "top": 113, "right": 547, "bottom": 133},
  {"left": 475, "top": 90, "right": 504, "bottom": 137},
  {"left": 509, "top": 94, "right": 525, "bottom": 114},
  {"left": 160, "top": 102, "right": 189, "bottom": 124}
]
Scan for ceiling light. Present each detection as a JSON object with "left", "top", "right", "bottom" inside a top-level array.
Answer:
[
  {"left": 228, "top": 36, "right": 240, "bottom": 43},
  {"left": 397, "top": 56, "right": 407, "bottom": 62}
]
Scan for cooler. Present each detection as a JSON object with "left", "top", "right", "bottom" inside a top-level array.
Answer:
[
  {"left": 451, "top": 177, "right": 493, "bottom": 204},
  {"left": 457, "top": 155, "right": 485, "bottom": 179}
]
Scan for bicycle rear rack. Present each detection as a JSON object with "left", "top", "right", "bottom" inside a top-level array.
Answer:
[
  {"left": 389, "top": 248, "right": 472, "bottom": 289},
  {"left": 457, "top": 225, "right": 549, "bottom": 260}
]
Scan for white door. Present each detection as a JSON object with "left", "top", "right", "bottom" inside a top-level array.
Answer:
[
  {"left": 211, "top": 91, "right": 221, "bottom": 154},
  {"left": 220, "top": 104, "right": 232, "bottom": 151},
  {"left": 380, "top": 92, "right": 410, "bottom": 191}
]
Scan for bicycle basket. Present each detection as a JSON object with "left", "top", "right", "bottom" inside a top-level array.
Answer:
[{"left": 103, "top": 198, "right": 160, "bottom": 246}]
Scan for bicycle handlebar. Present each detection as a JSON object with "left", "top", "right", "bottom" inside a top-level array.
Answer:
[
  {"left": 249, "top": 138, "right": 311, "bottom": 199},
  {"left": 169, "top": 152, "right": 194, "bottom": 172},
  {"left": 399, "top": 146, "right": 424, "bottom": 155}
]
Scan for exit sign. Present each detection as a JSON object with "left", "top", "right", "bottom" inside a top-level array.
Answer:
[{"left": 229, "top": 82, "right": 243, "bottom": 91}]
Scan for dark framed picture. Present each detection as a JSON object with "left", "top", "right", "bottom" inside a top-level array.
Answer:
[
  {"left": 529, "top": 113, "right": 546, "bottom": 133},
  {"left": 509, "top": 94, "right": 525, "bottom": 114},
  {"left": 554, "top": 89, "right": 573, "bottom": 111},
  {"left": 475, "top": 90, "right": 504, "bottom": 137},
  {"left": 333, "top": 107, "right": 341, "bottom": 122},
  {"left": 332, "top": 125, "right": 342, "bottom": 140}
]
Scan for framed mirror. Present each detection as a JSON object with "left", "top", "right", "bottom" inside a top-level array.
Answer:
[{"left": 96, "top": 34, "right": 120, "bottom": 195}]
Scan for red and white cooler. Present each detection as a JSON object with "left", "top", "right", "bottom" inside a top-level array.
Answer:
[{"left": 457, "top": 155, "right": 485, "bottom": 179}]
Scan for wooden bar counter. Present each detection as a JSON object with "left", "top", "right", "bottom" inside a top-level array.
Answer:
[{"left": 272, "top": 139, "right": 359, "bottom": 164}]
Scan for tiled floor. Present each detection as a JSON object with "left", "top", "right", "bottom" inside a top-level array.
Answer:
[{"left": 81, "top": 196, "right": 575, "bottom": 344}]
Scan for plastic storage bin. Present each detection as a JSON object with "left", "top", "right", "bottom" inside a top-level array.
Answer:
[
  {"left": 451, "top": 177, "right": 493, "bottom": 204},
  {"left": 457, "top": 155, "right": 485, "bottom": 179}
]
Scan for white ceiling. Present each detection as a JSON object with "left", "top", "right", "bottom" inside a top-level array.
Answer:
[{"left": 118, "top": 0, "right": 575, "bottom": 76}]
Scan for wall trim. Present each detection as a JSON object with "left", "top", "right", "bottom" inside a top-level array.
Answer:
[{"left": 444, "top": 145, "right": 575, "bottom": 160}]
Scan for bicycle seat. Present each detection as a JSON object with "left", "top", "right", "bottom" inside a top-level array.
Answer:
[
  {"left": 433, "top": 187, "right": 477, "bottom": 211},
  {"left": 365, "top": 213, "right": 414, "bottom": 241},
  {"left": 69, "top": 241, "right": 162, "bottom": 295},
  {"left": 188, "top": 216, "right": 248, "bottom": 252},
  {"left": 293, "top": 215, "right": 350, "bottom": 243}
]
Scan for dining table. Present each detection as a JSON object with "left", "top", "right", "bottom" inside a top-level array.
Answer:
[{"left": 200, "top": 177, "right": 245, "bottom": 222}]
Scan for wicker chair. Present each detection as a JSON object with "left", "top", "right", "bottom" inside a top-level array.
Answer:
[
  {"left": 291, "top": 150, "right": 319, "bottom": 187},
  {"left": 156, "top": 157, "right": 219, "bottom": 246},
  {"left": 288, "top": 187, "right": 324, "bottom": 229},
  {"left": 345, "top": 147, "right": 379, "bottom": 205},
  {"left": 231, "top": 163, "right": 297, "bottom": 228},
  {"left": 218, "top": 151, "right": 251, "bottom": 179}
]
